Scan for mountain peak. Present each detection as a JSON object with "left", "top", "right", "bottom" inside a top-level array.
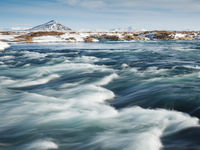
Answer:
[
  {"left": 48, "top": 20, "right": 57, "bottom": 24},
  {"left": 28, "top": 20, "right": 71, "bottom": 31}
]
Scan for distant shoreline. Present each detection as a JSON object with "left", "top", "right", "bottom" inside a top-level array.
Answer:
[{"left": 0, "top": 30, "right": 200, "bottom": 43}]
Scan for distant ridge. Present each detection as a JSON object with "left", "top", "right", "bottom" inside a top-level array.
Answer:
[{"left": 28, "top": 20, "right": 72, "bottom": 31}]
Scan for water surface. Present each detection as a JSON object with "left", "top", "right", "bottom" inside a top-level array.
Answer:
[{"left": 0, "top": 41, "right": 200, "bottom": 150}]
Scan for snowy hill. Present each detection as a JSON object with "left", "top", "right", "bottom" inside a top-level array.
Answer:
[{"left": 28, "top": 20, "right": 71, "bottom": 31}]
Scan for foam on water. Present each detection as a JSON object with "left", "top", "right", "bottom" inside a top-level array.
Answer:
[
  {"left": 88, "top": 106, "right": 198, "bottom": 150},
  {"left": 75, "top": 55, "right": 100, "bottom": 63},
  {"left": 26, "top": 139, "right": 58, "bottom": 150},
  {"left": 95, "top": 73, "right": 119, "bottom": 86},
  {"left": 130, "top": 66, "right": 169, "bottom": 77},
  {"left": 0, "top": 56, "right": 14, "bottom": 60},
  {"left": 23, "top": 51, "right": 48, "bottom": 59},
  {"left": 39, "top": 62, "right": 114, "bottom": 73},
  {"left": 0, "top": 71, "right": 198, "bottom": 150},
  {"left": 121, "top": 63, "right": 129, "bottom": 68},
  {"left": 16, "top": 74, "right": 60, "bottom": 87},
  {"left": 183, "top": 65, "right": 200, "bottom": 70}
]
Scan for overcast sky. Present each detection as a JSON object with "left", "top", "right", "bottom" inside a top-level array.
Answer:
[{"left": 0, "top": 0, "right": 200, "bottom": 30}]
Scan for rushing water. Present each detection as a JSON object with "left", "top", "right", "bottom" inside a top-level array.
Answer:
[{"left": 0, "top": 41, "right": 200, "bottom": 150}]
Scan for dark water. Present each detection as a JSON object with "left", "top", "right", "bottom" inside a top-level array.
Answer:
[{"left": 0, "top": 41, "right": 200, "bottom": 150}]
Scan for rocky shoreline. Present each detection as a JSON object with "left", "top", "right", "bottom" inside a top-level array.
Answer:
[{"left": 0, "top": 30, "right": 200, "bottom": 43}]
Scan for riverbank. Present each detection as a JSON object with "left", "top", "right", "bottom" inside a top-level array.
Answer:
[
  {"left": 0, "top": 30, "right": 200, "bottom": 43},
  {"left": 0, "top": 41, "right": 10, "bottom": 51}
]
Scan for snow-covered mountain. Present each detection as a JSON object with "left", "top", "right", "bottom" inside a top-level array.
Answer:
[
  {"left": 110, "top": 26, "right": 147, "bottom": 32},
  {"left": 110, "top": 26, "right": 135, "bottom": 32},
  {"left": 28, "top": 20, "right": 71, "bottom": 31}
]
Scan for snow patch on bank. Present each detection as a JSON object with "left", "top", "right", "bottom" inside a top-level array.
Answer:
[
  {"left": 33, "top": 36, "right": 65, "bottom": 43},
  {"left": 174, "top": 33, "right": 186, "bottom": 39},
  {"left": 0, "top": 41, "right": 10, "bottom": 51}
]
